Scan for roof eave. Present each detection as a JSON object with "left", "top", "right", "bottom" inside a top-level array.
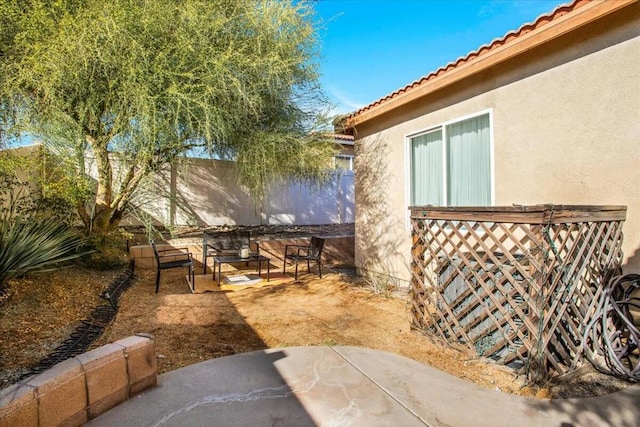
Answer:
[{"left": 345, "top": 0, "right": 636, "bottom": 131}]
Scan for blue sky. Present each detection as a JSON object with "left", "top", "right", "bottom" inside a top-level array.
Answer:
[{"left": 312, "top": 0, "right": 566, "bottom": 115}]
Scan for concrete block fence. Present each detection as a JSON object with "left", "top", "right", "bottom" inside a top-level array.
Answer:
[{"left": 0, "top": 334, "right": 157, "bottom": 427}]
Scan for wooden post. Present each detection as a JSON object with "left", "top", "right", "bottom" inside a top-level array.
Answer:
[
  {"left": 410, "top": 216, "right": 426, "bottom": 330},
  {"left": 527, "top": 221, "right": 547, "bottom": 382}
]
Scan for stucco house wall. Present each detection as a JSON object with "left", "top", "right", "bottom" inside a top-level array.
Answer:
[{"left": 352, "top": 1, "right": 640, "bottom": 284}]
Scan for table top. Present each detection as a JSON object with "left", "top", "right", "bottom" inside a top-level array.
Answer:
[{"left": 213, "top": 254, "right": 269, "bottom": 263}]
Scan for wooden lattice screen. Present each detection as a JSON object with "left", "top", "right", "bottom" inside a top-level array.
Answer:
[{"left": 409, "top": 205, "right": 626, "bottom": 383}]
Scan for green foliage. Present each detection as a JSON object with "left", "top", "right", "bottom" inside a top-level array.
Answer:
[
  {"left": 0, "top": 146, "right": 79, "bottom": 225},
  {"left": 80, "top": 230, "right": 130, "bottom": 271},
  {"left": 0, "top": 0, "right": 337, "bottom": 232},
  {"left": 236, "top": 130, "right": 337, "bottom": 202},
  {"left": 0, "top": 150, "right": 35, "bottom": 218},
  {"left": 0, "top": 211, "right": 90, "bottom": 291},
  {"left": 36, "top": 149, "right": 93, "bottom": 226},
  {"left": 0, "top": 147, "right": 91, "bottom": 291}
]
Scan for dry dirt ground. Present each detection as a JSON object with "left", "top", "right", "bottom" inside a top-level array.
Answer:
[
  {"left": 0, "top": 268, "right": 121, "bottom": 387},
  {"left": 0, "top": 225, "right": 634, "bottom": 398},
  {"left": 95, "top": 267, "right": 539, "bottom": 396},
  {"left": 93, "top": 265, "right": 633, "bottom": 399}
]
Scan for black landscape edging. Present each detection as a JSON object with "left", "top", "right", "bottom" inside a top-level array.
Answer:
[{"left": 17, "top": 262, "right": 136, "bottom": 381}]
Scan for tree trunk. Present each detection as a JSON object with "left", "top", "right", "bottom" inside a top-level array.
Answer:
[
  {"left": 86, "top": 135, "right": 113, "bottom": 234},
  {"left": 88, "top": 156, "right": 152, "bottom": 234}
]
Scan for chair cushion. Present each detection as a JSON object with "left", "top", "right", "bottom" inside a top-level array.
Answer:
[
  {"left": 205, "top": 231, "right": 251, "bottom": 251},
  {"left": 159, "top": 259, "right": 193, "bottom": 269}
]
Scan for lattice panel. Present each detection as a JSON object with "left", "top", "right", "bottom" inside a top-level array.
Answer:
[{"left": 409, "top": 205, "right": 625, "bottom": 383}]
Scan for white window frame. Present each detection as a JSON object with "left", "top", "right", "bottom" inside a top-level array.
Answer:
[
  {"left": 404, "top": 109, "right": 495, "bottom": 225},
  {"left": 334, "top": 154, "right": 354, "bottom": 172}
]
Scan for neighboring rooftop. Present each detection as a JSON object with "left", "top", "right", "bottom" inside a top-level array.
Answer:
[{"left": 334, "top": 133, "right": 354, "bottom": 145}]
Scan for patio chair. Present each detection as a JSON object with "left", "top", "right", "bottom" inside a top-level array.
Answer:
[
  {"left": 151, "top": 241, "right": 195, "bottom": 293},
  {"left": 283, "top": 236, "right": 325, "bottom": 280}
]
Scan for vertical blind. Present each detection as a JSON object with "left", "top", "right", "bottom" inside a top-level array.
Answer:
[
  {"left": 411, "top": 129, "right": 443, "bottom": 206},
  {"left": 411, "top": 113, "right": 490, "bottom": 206}
]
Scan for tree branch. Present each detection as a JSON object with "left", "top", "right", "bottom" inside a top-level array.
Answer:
[{"left": 111, "top": 160, "right": 150, "bottom": 221}]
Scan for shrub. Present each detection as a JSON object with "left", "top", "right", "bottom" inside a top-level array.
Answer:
[
  {"left": 0, "top": 146, "right": 80, "bottom": 226},
  {"left": 79, "top": 230, "right": 131, "bottom": 271},
  {"left": 0, "top": 213, "right": 91, "bottom": 292}
]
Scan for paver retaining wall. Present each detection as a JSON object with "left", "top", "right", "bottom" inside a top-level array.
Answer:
[
  {"left": 130, "top": 235, "right": 355, "bottom": 270},
  {"left": 0, "top": 334, "right": 157, "bottom": 427}
]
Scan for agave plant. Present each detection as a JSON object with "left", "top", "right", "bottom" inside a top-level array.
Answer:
[{"left": 0, "top": 212, "right": 91, "bottom": 291}]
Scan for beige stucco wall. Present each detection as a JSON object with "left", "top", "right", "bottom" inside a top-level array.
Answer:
[{"left": 354, "top": 5, "right": 640, "bottom": 283}]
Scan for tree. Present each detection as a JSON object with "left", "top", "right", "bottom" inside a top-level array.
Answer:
[{"left": 0, "top": 0, "right": 337, "bottom": 233}]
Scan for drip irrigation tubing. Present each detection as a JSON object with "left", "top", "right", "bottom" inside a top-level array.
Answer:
[
  {"left": 17, "top": 264, "right": 136, "bottom": 381},
  {"left": 582, "top": 273, "right": 640, "bottom": 381}
]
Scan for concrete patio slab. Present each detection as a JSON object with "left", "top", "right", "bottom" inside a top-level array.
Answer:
[
  {"left": 333, "top": 346, "right": 640, "bottom": 427},
  {"left": 87, "top": 346, "right": 640, "bottom": 427}
]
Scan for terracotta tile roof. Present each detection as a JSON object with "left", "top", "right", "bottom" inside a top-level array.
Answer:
[
  {"left": 346, "top": 0, "right": 592, "bottom": 124},
  {"left": 334, "top": 134, "right": 354, "bottom": 142}
]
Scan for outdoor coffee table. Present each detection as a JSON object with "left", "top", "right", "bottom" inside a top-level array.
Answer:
[{"left": 212, "top": 254, "right": 270, "bottom": 286}]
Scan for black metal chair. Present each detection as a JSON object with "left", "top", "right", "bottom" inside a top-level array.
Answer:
[
  {"left": 151, "top": 241, "right": 195, "bottom": 293},
  {"left": 283, "top": 236, "right": 325, "bottom": 280}
]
